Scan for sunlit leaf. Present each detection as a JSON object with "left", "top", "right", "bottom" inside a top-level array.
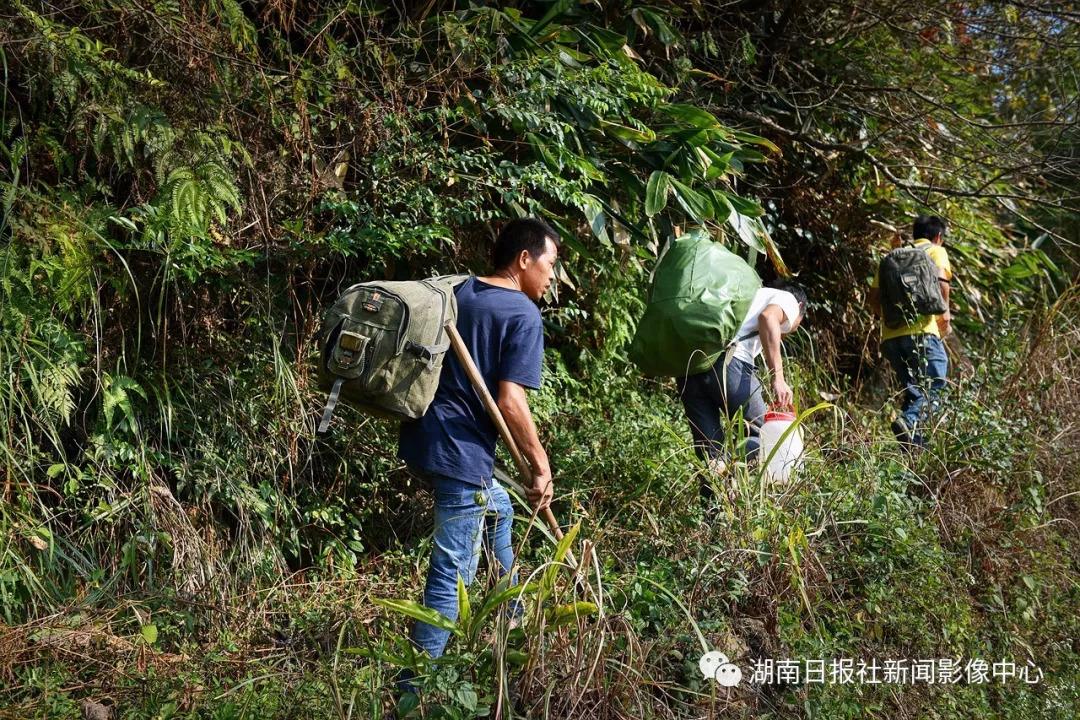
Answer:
[
  {"left": 598, "top": 119, "right": 656, "bottom": 144},
  {"left": 660, "top": 103, "right": 719, "bottom": 130},
  {"left": 670, "top": 178, "right": 714, "bottom": 221},
  {"left": 546, "top": 601, "right": 598, "bottom": 627},
  {"left": 732, "top": 130, "right": 782, "bottom": 155},
  {"left": 580, "top": 195, "right": 610, "bottom": 245},
  {"left": 645, "top": 171, "right": 671, "bottom": 217},
  {"left": 374, "top": 598, "right": 461, "bottom": 636}
]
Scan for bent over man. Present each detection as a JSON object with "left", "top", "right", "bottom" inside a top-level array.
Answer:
[
  {"left": 397, "top": 218, "right": 558, "bottom": 660},
  {"left": 678, "top": 281, "right": 807, "bottom": 495}
]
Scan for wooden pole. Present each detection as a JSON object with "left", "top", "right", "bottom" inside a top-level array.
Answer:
[{"left": 444, "top": 322, "right": 569, "bottom": 548}]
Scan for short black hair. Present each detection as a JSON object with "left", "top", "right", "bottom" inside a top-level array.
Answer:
[
  {"left": 770, "top": 280, "right": 808, "bottom": 317},
  {"left": 492, "top": 218, "right": 560, "bottom": 270},
  {"left": 913, "top": 215, "right": 947, "bottom": 241}
]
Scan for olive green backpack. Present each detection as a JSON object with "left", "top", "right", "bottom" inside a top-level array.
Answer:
[{"left": 316, "top": 275, "right": 470, "bottom": 432}]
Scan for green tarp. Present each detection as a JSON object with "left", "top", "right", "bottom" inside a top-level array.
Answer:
[{"left": 629, "top": 229, "right": 761, "bottom": 377}]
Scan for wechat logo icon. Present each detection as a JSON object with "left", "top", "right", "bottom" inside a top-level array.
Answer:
[{"left": 699, "top": 650, "right": 743, "bottom": 687}]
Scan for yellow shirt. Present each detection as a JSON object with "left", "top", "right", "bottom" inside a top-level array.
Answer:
[{"left": 871, "top": 239, "right": 952, "bottom": 341}]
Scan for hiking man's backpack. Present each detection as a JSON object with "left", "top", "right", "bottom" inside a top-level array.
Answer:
[
  {"left": 877, "top": 243, "right": 947, "bottom": 329},
  {"left": 629, "top": 229, "right": 761, "bottom": 377},
  {"left": 316, "top": 275, "right": 469, "bottom": 432}
]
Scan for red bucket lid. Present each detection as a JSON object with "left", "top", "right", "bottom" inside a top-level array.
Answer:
[{"left": 764, "top": 410, "right": 796, "bottom": 423}]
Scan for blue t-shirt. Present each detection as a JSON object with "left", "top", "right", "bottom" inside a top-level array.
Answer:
[{"left": 398, "top": 277, "right": 544, "bottom": 485}]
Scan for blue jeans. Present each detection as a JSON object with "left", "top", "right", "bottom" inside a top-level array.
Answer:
[
  {"left": 410, "top": 473, "right": 517, "bottom": 660},
  {"left": 678, "top": 356, "right": 767, "bottom": 462},
  {"left": 881, "top": 334, "right": 948, "bottom": 444}
]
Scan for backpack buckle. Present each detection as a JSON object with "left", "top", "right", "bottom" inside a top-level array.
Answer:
[
  {"left": 335, "top": 331, "right": 369, "bottom": 371},
  {"left": 339, "top": 330, "right": 367, "bottom": 353}
]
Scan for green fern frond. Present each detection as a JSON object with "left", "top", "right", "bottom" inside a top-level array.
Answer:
[
  {"left": 101, "top": 373, "right": 145, "bottom": 431},
  {"left": 157, "top": 160, "right": 241, "bottom": 237}
]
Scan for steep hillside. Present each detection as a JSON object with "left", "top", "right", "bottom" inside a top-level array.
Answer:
[{"left": 1, "top": 2, "right": 1077, "bottom": 718}]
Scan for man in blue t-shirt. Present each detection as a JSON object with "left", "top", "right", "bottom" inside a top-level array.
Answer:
[{"left": 398, "top": 218, "right": 558, "bottom": 662}]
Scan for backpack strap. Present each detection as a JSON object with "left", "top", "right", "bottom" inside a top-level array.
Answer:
[
  {"left": 733, "top": 330, "right": 759, "bottom": 345},
  {"left": 317, "top": 376, "right": 345, "bottom": 434},
  {"left": 406, "top": 340, "right": 451, "bottom": 369}
]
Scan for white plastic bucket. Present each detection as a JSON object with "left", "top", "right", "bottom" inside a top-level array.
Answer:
[{"left": 759, "top": 409, "right": 804, "bottom": 483}]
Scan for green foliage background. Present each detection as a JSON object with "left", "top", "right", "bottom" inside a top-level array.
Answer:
[{"left": 1, "top": 1, "right": 1077, "bottom": 718}]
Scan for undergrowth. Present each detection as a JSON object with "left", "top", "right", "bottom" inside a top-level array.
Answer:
[
  {"left": 2, "top": 290, "right": 1078, "bottom": 719},
  {"left": 1, "top": 1, "right": 1078, "bottom": 718}
]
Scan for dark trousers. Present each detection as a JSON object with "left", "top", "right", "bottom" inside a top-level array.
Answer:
[{"left": 679, "top": 355, "right": 767, "bottom": 464}]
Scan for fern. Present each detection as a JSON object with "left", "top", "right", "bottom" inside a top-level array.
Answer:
[
  {"left": 209, "top": 0, "right": 259, "bottom": 53},
  {"left": 158, "top": 160, "right": 241, "bottom": 237},
  {"left": 36, "top": 361, "right": 82, "bottom": 426},
  {"left": 102, "top": 373, "right": 146, "bottom": 432}
]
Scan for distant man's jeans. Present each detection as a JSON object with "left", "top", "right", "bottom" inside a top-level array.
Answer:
[
  {"left": 678, "top": 355, "right": 767, "bottom": 463},
  {"left": 410, "top": 473, "right": 517, "bottom": 660},
  {"left": 881, "top": 334, "right": 948, "bottom": 444}
]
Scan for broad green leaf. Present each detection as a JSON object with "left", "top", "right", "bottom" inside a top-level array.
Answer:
[
  {"left": 456, "top": 574, "right": 471, "bottom": 630},
  {"left": 732, "top": 130, "right": 782, "bottom": 155},
  {"left": 546, "top": 601, "right": 598, "bottom": 627},
  {"left": 709, "top": 190, "right": 733, "bottom": 224},
  {"left": 107, "top": 215, "right": 138, "bottom": 232},
  {"left": 473, "top": 582, "right": 539, "bottom": 630},
  {"left": 140, "top": 623, "right": 158, "bottom": 644},
  {"left": 528, "top": 0, "right": 574, "bottom": 38},
  {"left": 670, "top": 178, "right": 714, "bottom": 221},
  {"left": 526, "top": 132, "right": 560, "bottom": 170},
  {"left": 398, "top": 693, "right": 420, "bottom": 715},
  {"left": 728, "top": 211, "right": 765, "bottom": 253},
  {"left": 732, "top": 147, "right": 767, "bottom": 164},
  {"left": 660, "top": 103, "right": 719, "bottom": 130},
  {"left": 540, "top": 522, "right": 581, "bottom": 599},
  {"left": 554, "top": 44, "right": 591, "bottom": 64},
  {"left": 694, "top": 147, "right": 712, "bottom": 175},
  {"left": 506, "top": 649, "right": 530, "bottom": 666},
  {"left": 665, "top": 127, "right": 711, "bottom": 147},
  {"left": 726, "top": 193, "right": 765, "bottom": 217},
  {"left": 557, "top": 48, "right": 584, "bottom": 68},
  {"left": 631, "top": 8, "right": 680, "bottom": 46},
  {"left": 703, "top": 149, "right": 734, "bottom": 179},
  {"left": 552, "top": 521, "right": 580, "bottom": 566},
  {"left": 645, "top": 171, "right": 671, "bottom": 217},
  {"left": 452, "top": 686, "right": 478, "bottom": 712},
  {"left": 579, "top": 195, "right": 610, "bottom": 245},
  {"left": 597, "top": 119, "right": 656, "bottom": 144},
  {"left": 374, "top": 598, "right": 461, "bottom": 636}
]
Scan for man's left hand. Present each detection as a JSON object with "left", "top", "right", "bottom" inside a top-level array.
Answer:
[{"left": 526, "top": 472, "right": 553, "bottom": 510}]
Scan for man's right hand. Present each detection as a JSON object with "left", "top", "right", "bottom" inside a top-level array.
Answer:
[
  {"left": 937, "top": 312, "right": 952, "bottom": 337},
  {"left": 771, "top": 376, "right": 794, "bottom": 409},
  {"left": 526, "top": 472, "right": 553, "bottom": 510}
]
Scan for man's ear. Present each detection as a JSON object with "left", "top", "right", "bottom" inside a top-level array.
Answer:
[{"left": 518, "top": 249, "right": 531, "bottom": 269}]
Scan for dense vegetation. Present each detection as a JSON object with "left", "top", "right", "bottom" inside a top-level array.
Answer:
[{"left": 1, "top": 1, "right": 1078, "bottom": 718}]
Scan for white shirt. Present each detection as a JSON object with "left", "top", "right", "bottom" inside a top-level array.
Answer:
[{"left": 731, "top": 288, "right": 801, "bottom": 365}]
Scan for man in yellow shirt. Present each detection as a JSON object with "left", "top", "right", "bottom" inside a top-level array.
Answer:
[{"left": 869, "top": 216, "right": 952, "bottom": 447}]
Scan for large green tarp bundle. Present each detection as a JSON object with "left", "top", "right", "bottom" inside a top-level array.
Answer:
[{"left": 629, "top": 229, "right": 761, "bottom": 377}]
